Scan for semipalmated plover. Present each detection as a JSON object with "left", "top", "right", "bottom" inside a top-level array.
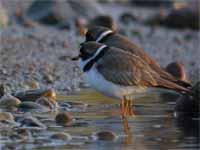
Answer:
[
  {"left": 84, "top": 26, "right": 191, "bottom": 88},
  {"left": 72, "top": 42, "right": 191, "bottom": 117}
]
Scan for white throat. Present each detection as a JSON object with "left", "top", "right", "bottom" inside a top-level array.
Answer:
[
  {"left": 96, "top": 30, "right": 113, "bottom": 42},
  {"left": 79, "top": 45, "right": 107, "bottom": 70}
]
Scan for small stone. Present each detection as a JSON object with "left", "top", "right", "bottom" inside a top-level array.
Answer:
[
  {"left": 0, "top": 84, "right": 9, "bottom": 98},
  {"left": 36, "top": 96, "right": 58, "bottom": 109},
  {"left": 18, "top": 101, "right": 49, "bottom": 111},
  {"left": 13, "top": 88, "right": 56, "bottom": 102},
  {"left": 165, "top": 62, "right": 189, "bottom": 82},
  {"left": 50, "top": 132, "right": 72, "bottom": 141},
  {"left": 55, "top": 112, "right": 72, "bottom": 126},
  {"left": 25, "top": 80, "right": 40, "bottom": 88},
  {"left": 0, "top": 112, "right": 14, "bottom": 121},
  {"left": 17, "top": 116, "right": 47, "bottom": 130},
  {"left": 43, "top": 74, "right": 54, "bottom": 83},
  {"left": 10, "top": 128, "right": 32, "bottom": 140},
  {"left": 23, "top": 19, "right": 38, "bottom": 28},
  {"left": 119, "top": 12, "right": 138, "bottom": 25},
  {"left": 95, "top": 131, "right": 117, "bottom": 141},
  {"left": 0, "top": 94, "right": 21, "bottom": 108}
]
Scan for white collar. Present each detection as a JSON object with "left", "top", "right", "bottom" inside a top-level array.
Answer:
[
  {"left": 79, "top": 45, "right": 107, "bottom": 70},
  {"left": 96, "top": 30, "right": 113, "bottom": 42}
]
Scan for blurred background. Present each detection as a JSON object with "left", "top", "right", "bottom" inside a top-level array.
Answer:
[
  {"left": 0, "top": 1, "right": 199, "bottom": 150},
  {"left": 0, "top": 0, "right": 199, "bottom": 93}
]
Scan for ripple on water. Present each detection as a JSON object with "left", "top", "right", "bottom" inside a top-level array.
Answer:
[{"left": 0, "top": 89, "right": 199, "bottom": 150}]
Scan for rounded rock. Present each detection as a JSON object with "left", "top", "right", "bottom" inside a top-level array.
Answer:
[
  {"left": 18, "top": 101, "right": 49, "bottom": 111},
  {"left": 12, "top": 88, "right": 56, "bottom": 102},
  {"left": 0, "top": 94, "right": 21, "bottom": 108},
  {"left": 0, "top": 112, "right": 14, "bottom": 121},
  {"left": 165, "top": 62, "right": 188, "bottom": 81},
  {"left": 25, "top": 80, "right": 40, "bottom": 88},
  {"left": 50, "top": 132, "right": 72, "bottom": 141},
  {"left": 36, "top": 96, "right": 58, "bottom": 109},
  {"left": 18, "top": 116, "right": 47, "bottom": 130},
  {"left": 0, "top": 84, "right": 10, "bottom": 98},
  {"left": 95, "top": 131, "right": 117, "bottom": 141},
  {"left": 55, "top": 112, "right": 72, "bottom": 126},
  {"left": 119, "top": 12, "right": 138, "bottom": 25}
]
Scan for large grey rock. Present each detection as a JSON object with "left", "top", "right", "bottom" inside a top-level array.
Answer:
[
  {"left": 25, "top": 0, "right": 103, "bottom": 28},
  {"left": 146, "top": 0, "right": 199, "bottom": 30}
]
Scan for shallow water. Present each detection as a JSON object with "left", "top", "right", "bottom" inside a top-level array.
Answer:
[{"left": 0, "top": 89, "right": 199, "bottom": 150}]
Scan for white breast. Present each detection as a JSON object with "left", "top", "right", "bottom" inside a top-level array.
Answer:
[{"left": 80, "top": 60, "right": 147, "bottom": 100}]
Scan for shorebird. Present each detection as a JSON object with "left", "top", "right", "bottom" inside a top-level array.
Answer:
[
  {"left": 72, "top": 42, "right": 191, "bottom": 118},
  {"left": 84, "top": 26, "right": 191, "bottom": 89}
]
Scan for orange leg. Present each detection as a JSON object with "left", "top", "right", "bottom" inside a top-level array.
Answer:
[
  {"left": 121, "top": 97, "right": 136, "bottom": 117},
  {"left": 120, "top": 98, "right": 129, "bottom": 117},
  {"left": 122, "top": 116, "right": 129, "bottom": 135},
  {"left": 127, "top": 100, "right": 136, "bottom": 116},
  {"left": 120, "top": 97, "right": 130, "bottom": 135}
]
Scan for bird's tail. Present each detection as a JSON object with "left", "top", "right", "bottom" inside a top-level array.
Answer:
[{"left": 156, "top": 78, "right": 193, "bottom": 96}]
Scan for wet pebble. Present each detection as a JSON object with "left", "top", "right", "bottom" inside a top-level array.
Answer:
[
  {"left": 36, "top": 96, "right": 58, "bottom": 109},
  {"left": 0, "top": 112, "right": 14, "bottom": 121},
  {"left": 0, "top": 94, "right": 21, "bottom": 108},
  {"left": 18, "top": 116, "right": 47, "bottom": 130},
  {"left": 55, "top": 112, "right": 72, "bottom": 126},
  {"left": 95, "top": 131, "right": 117, "bottom": 141},
  {"left": 18, "top": 101, "right": 49, "bottom": 112},
  {"left": 152, "top": 124, "right": 162, "bottom": 128},
  {"left": 0, "top": 84, "right": 10, "bottom": 98},
  {"left": 10, "top": 128, "right": 32, "bottom": 140},
  {"left": 71, "top": 122, "right": 89, "bottom": 127},
  {"left": 13, "top": 88, "right": 56, "bottom": 102},
  {"left": 50, "top": 132, "right": 72, "bottom": 141},
  {"left": 165, "top": 62, "right": 189, "bottom": 82},
  {"left": 59, "top": 101, "right": 88, "bottom": 111}
]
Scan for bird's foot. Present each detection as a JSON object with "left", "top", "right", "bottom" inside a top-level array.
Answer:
[{"left": 120, "top": 99, "right": 136, "bottom": 117}]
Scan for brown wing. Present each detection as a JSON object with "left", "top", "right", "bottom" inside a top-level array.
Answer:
[
  {"left": 103, "top": 34, "right": 191, "bottom": 88},
  {"left": 96, "top": 47, "right": 190, "bottom": 93},
  {"left": 96, "top": 47, "right": 158, "bottom": 87}
]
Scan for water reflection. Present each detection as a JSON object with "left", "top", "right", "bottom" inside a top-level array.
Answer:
[
  {"left": 0, "top": 89, "right": 199, "bottom": 150},
  {"left": 66, "top": 89, "right": 199, "bottom": 150}
]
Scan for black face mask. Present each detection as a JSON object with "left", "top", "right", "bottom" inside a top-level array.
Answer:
[
  {"left": 79, "top": 47, "right": 93, "bottom": 61},
  {"left": 86, "top": 32, "right": 95, "bottom": 41}
]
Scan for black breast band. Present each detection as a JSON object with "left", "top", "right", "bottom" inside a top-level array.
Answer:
[{"left": 83, "top": 46, "right": 108, "bottom": 72}]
